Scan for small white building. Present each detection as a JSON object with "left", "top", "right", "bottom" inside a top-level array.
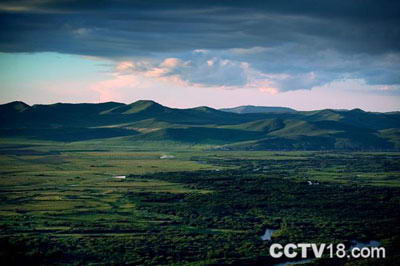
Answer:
[{"left": 160, "top": 155, "right": 175, "bottom": 159}]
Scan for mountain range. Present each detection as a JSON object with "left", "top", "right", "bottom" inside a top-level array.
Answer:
[
  {"left": 1, "top": 100, "right": 399, "bottom": 151},
  {"left": 220, "top": 105, "right": 296, "bottom": 114}
]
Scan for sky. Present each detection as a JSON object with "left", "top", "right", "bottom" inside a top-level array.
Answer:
[{"left": 0, "top": 0, "right": 399, "bottom": 111}]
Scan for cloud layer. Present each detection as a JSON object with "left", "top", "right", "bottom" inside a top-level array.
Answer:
[{"left": 1, "top": 0, "right": 399, "bottom": 93}]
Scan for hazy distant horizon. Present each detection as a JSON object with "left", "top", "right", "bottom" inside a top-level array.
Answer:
[{"left": 1, "top": 98, "right": 399, "bottom": 113}]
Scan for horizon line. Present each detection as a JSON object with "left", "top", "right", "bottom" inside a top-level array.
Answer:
[{"left": 1, "top": 99, "right": 399, "bottom": 114}]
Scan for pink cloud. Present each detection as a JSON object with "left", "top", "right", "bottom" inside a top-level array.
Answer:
[
  {"left": 90, "top": 74, "right": 140, "bottom": 102},
  {"left": 160, "top": 58, "right": 186, "bottom": 68},
  {"left": 116, "top": 61, "right": 135, "bottom": 72},
  {"left": 92, "top": 56, "right": 331, "bottom": 101}
]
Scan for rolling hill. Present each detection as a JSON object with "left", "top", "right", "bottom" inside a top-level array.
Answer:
[
  {"left": 0, "top": 100, "right": 399, "bottom": 151},
  {"left": 220, "top": 105, "right": 296, "bottom": 114}
]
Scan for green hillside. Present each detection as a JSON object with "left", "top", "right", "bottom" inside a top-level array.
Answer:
[
  {"left": 129, "top": 127, "right": 265, "bottom": 144},
  {"left": 0, "top": 100, "right": 399, "bottom": 151},
  {"left": 221, "top": 118, "right": 285, "bottom": 132}
]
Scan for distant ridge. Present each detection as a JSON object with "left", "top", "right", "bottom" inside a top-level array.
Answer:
[
  {"left": 220, "top": 105, "right": 297, "bottom": 114},
  {"left": 0, "top": 101, "right": 30, "bottom": 113},
  {"left": 0, "top": 100, "right": 399, "bottom": 151}
]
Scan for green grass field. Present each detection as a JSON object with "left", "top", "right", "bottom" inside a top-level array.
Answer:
[{"left": 1, "top": 138, "right": 400, "bottom": 265}]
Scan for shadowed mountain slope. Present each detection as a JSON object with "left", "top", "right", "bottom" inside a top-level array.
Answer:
[{"left": 0, "top": 100, "right": 399, "bottom": 150}]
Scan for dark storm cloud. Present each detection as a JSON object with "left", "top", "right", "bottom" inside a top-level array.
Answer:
[
  {"left": 1, "top": 0, "right": 399, "bottom": 55},
  {"left": 0, "top": 0, "right": 399, "bottom": 89}
]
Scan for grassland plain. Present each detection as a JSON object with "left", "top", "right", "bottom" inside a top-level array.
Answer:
[{"left": 0, "top": 138, "right": 400, "bottom": 265}]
